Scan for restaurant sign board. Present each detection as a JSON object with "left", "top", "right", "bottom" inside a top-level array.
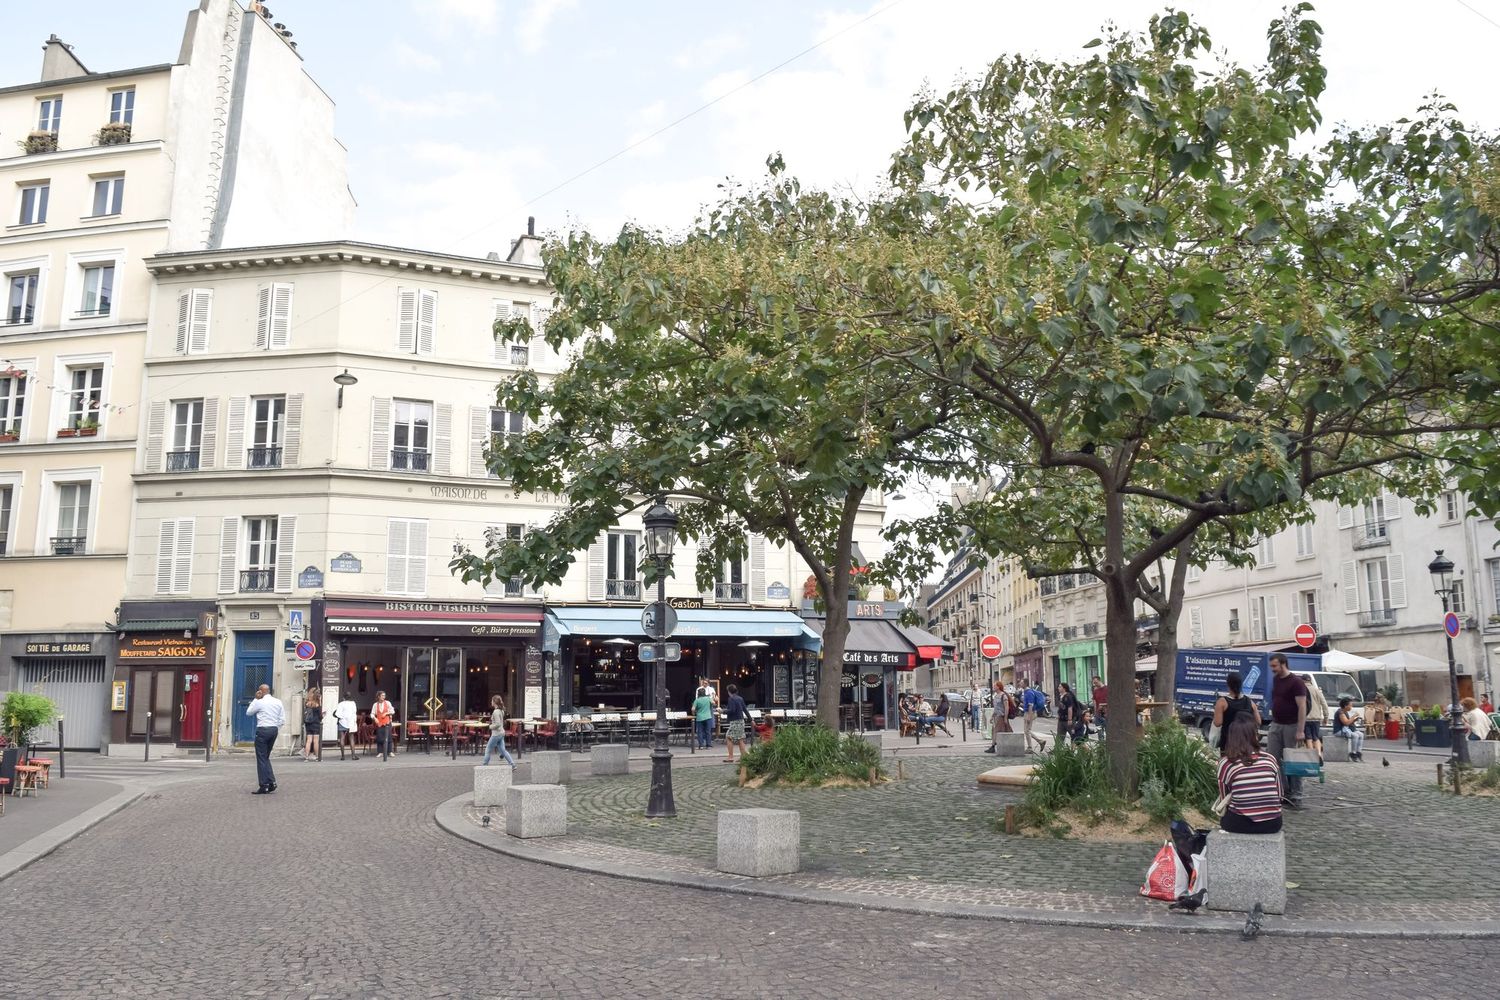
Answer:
[{"left": 118, "top": 635, "right": 212, "bottom": 662}]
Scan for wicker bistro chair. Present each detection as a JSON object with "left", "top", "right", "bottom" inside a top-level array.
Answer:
[{"left": 625, "top": 712, "right": 651, "bottom": 747}]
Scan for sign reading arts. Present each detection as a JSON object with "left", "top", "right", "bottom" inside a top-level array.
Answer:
[{"left": 118, "top": 635, "right": 211, "bottom": 662}]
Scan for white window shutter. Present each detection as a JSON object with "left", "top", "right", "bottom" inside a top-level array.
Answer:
[
  {"left": 587, "top": 535, "right": 605, "bottom": 601},
  {"left": 1341, "top": 560, "right": 1360, "bottom": 613},
  {"left": 189, "top": 289, "right": 212, "bottom": 354},
  {"left": 749, "top": 534, "right": 766, "bottom": 603},
  {"left": 200, "top": 397, "right": 219, "bottom": 469},
  {"left": 1386, "top": 554, "right": 1407, "bottom": 609},
  {"left": 408, "top": 520, "right": 428, "bottom": 596},
  {"left": 145, "top": 401, "right": 165, "bottom": 472},
  {"left": 493, "top": 302, "right": 512, "bottom": 362},
  {"left": 1336, "top": 506, "right": 1353, "bottom": 530},
  {"left": 173, "top": 517, "right": 195, "bottom": 594},
  {"left": 469, "top": 406, "right": 490, "bottom": 478},
  {"left": 274, "top": 515, "right": 297, "bottom": 592},
  {"left": 369, "top": 397, "right": 391, "bottom": 470},
  {"left": 156, "top": 519, "right": 177, "bottom": 594},
  {"left": 175, "top": 291, "right": 190, "bottom": 354},
  {"left": 255, "top": 286, "right": 271, "bottom": 350},
  {"left": 433, "top": 402, "right": 452, "bottom": 476},
  {"left": 397, "top": 288, "right": 417, "bottom": 353},
  {"left": 1189, "top": 606, "right": 1203, "bottom": 645},
  {"left": 1264, "top": 595, "right": 1280, "bottom": 639},
  {"left": 218, "top": 516, "right": 240, "bottom": 595},
  {"left": 282, "top": 393, "right": 304, "bottom": 467},
  {"left": 225, "top": 397, "right": 247, "bottom": 469},
  {"left": 270, "top": 283, "right": 293, "bottom": 348},
  {"left": 1249, "top": 600, "right": 1263, "bottom": 641},
  {"left": 386, "top": 520, "right": 408, "bottom": 594},
  {"left": 1381, "top": 489, "right": 1401, "bottom": 520},
  {"left": 533, "top": 308, "right": 552, "bottom": 367},
  {"left": 417, "top": 290, "right": 437, "bottom": 355}
]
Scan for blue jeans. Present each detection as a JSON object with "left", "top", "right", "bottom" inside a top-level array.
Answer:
[
  {"left": 482, "top": 730, "right": 516, "bottom": 766},
  {"left": 695, "top": 718, "right": 713, "bottom": 747},
  {"left": 254, "top": 726, "right": 278, "bottom": 789},
  {"left": 970, "top": 706, "right": 980, "bottom": 729}
]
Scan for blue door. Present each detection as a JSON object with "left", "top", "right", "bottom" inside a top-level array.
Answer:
[{"left": 232, "top": 630, "right": 275, "bottom": 743}]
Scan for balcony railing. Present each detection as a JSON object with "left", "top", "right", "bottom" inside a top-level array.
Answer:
[
  {"left": 247, "top": 445, "right": 283, "bottom": 469},
  {"left": 1358, "top": 607, "right": 1398, "bottom": 628},
  {"left": 50, "top": 535, "right": 87, "bottom": 556},
  {"left": 1352, "top": 523, "right": 1390, "bottom": 550},
  {"left": 239, "top": 569, "right": 275, "bottom": 593},
  {"left": 605, "top": 579, "right": 640, "bottom": 600},
  {"left": 391, "top": 448, "right": 429, "bottom": 472},
  {"left": 166, "top": 449, "right": 200, "bottom": 472},
  {"left": 715, "top": 582, "right": 747, "bottom": 602}
]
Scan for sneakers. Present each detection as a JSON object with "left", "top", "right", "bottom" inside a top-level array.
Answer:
[{"left": 983, "top": 746, "right": 997, "bottom": 754}]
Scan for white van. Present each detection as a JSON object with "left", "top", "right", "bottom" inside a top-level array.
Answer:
[{"left": 1295, "top": 670, "right": 1364, "bottom": 726}]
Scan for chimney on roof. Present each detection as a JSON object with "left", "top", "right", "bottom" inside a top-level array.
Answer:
[
  {"left": 506, "top": 219, "right": 544, "bottom": 267},
  {"left": 486, "top": 252, "right": 501, "bottom": 261},
  {"left": 41, "top": 34, "right": 90, "bottom": 82},
  {"left": 528, "top": 216, "right": 535, "bottom": 237}
]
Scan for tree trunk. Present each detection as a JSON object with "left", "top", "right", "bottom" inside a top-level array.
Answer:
[
  {"left": 1150, "top": 538, "right": 1194, "bottom": 723},
  {"left": 1102, "top": 575, "right": 1142, "bottom": 793},
  {"left": 816, "top": 596, "right": 849, "bottom": 730}
]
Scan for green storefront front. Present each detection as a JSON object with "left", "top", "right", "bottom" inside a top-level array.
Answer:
[{"left": 1055, "top": 639, "right": 1103, "bottom": 696}]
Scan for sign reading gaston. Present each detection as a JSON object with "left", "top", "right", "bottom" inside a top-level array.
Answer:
[{"left": 119, "top": 635, "right": 211, "bottom": 661}]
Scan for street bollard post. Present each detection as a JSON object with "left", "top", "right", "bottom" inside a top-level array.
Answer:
[
  {"left": 58, "top": 717, "right": 65, "bottom": 779},
  {"left": 144, "top": 713, "right": 152, "bottom": 762}
]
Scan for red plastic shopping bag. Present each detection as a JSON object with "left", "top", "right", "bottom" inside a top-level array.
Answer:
[{"left": 1139, "top": 840, "right": 1188, "bottom": 901}]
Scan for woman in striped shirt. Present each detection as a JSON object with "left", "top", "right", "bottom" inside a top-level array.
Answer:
[{"left": 1217, "top": 715, "right": 1283, "bottom": 834}]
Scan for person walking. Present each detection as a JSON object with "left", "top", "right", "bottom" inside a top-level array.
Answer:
[
  {"left": 1304, "top": 676, "right": 1329, "bottom": 759},
  {"left": 1265, "top": 653, "right": 1309, "bottom": 809},
  {"left": 481, "top": 694, "right": 517, "bottom": 767},
  {"left": 246, "top": 683, "right": 285, "bottom": 794},
  {"left": 969, "top": 680, "right": 985, "bottom": 731},
  {"left": 722, "top": 684, "right": 749, "bottom": 763},
  {"left": 372, "top": 690, "right": 396, "bottom": 762},
  {"left": 1055, "top": 683, "right": 1081, "bottom": 745},
  {"left": 1020, "top": 683, "right": 1047, "bottom": 753},
  {"left": 1090, "top": 675, "right": 1109, "bottom": 733},
  {"left": 692, "top": 687, "right": 715, "bottom": 749},
  {"left": 301, "top": 689, "right": 323, "bottom": 761},
  {"left": 332, "top": 693, "right": 359, "bottom": 760},
  {"left": 1211, "top": 671, "right": 1261, "bottom": 755},
  {"left": 983, "top": 683, "right": 1014, "bottom": 754}
]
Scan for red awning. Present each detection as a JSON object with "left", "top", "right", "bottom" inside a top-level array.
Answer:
[{"left": 916, "top": 645, "right": 945, "bottom": 660}]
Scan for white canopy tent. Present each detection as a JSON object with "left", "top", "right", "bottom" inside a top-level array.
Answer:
[{"left": 1320, "top": 649, "right": 1386, "bottom": 671}]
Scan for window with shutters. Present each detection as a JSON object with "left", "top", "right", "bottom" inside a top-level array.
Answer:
[
  {"left": 1254, "top": 535, "right": 1274, "bottom": 568},
  {"left": 483, "top": 523, "right": 527, "bottom": 597},
  {"left": 386, "top": 518, "right": 428, "bottom": 596},
  {"left": 0, "top": 368, "right": 26, "bottom": 437},
  {"left": 255, "top": 283, "right": 293, "bottom": 350},
  {"left": 1228, "top": 607, "right": 1240, "bottom": 633},
  {"left": 1295, "top": 521, "right": 1315, "bottom": 559},
  {"left": 1358, "top": 556, "right": 1401, "bottom": 627},
  {"left": 392, "top": 399, "right": 432, "bottom": 472},
  {"left": 1186, "top": 563, "right": 1200, "bottom": 583},
  {"left": 606, "top": 531, "right": 640, "bottom": 600},
  {"left": 1300, "top": 589, "right": 1319, "bottom": 629},
  {"left": 62, "top": 365, "right": 103, "bottom": 432},
  {"left": 241, "top": 517, "right": 278, "bottom": 592},
  {"left": 89, "top": 175, "right": 125, "bottom": 218},
  {"left": 716, "top": 554, "right": 747, "bottom": 602},
  {"left": 52, "top": 482, "right": 91, "bottom": 555},
  {"left": 1188, "top": 606, "right": 1203, "bottom": 645},
  {"left": 1488, "top": 559, "right": 1500, "bottom": 617},
  {"left": 156, "top": 518, "right": 194, "bottom": 595},
  {"left": 168, "top": 400, "right": 203, "bottom": 471},
  {"left": 490, "top": 407, "right": 523, "bottom": 450},
  {"left": 1450, "top": 579, "right": 1467, "bottom": 616},
  {"left": 0, "top": 481, "right": 15, "bottom": 555},
  {"left": 1250, "top": 594, "right": 1278, "bottom": 641},
  {"left": 174, "top": 289, "right": 212, "bottom": 354},
  {"left": 249, "top": 396, "right": 285, "bottom": 468},
  {"left": 1441, "top": 491, "right": 1461, "bottom": 523},
  {"left": 397, "top": 288, "right": 437, "bottom": 355}
]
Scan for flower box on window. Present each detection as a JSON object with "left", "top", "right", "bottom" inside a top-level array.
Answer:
[
  {"left": 95, "top": 122, "right": 131, "bottom": 146},
  {"left": 22, "top": 131, "right": 58, "bottom": 155},
  {"left": 57, "top": 424, "right": 98, "bottom": 439},
  {"left": 0, "top": 431, "right": 18, "bottom": 443}
]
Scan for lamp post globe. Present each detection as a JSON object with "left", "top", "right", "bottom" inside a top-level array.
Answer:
[
  {"left": 644, "top": 497, "right": 679, "bottom": 818},
  {"left": 1427, "top": 550, "right": 1468, "bottom": 766}
]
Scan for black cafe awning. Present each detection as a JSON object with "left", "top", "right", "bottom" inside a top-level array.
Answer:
[{"left": 805, "top": 618, "right": 918, "bottom": 670}]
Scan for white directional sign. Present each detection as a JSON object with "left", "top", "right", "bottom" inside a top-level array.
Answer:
[{"left": 639, "top": 642, "right": 682, "bottom": 662}]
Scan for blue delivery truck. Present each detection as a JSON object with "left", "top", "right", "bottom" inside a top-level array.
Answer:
[{"left": 1174, "top": 648, "right": 1361, "bottom": 739}]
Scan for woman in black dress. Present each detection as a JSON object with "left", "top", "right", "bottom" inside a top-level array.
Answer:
[{"left": 1212, "top": 671, "right": 1261, "bottom": 755}]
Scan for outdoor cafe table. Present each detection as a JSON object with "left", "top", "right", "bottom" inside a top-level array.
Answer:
[
  {"left": 1134, "top": 701, "right": 1170, "bottom": 733},
  {"left": 410, "top": 720, "right": 443, "bottom": 754}
]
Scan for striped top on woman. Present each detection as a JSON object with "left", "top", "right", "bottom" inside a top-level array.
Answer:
[{"left": 1217, "top": 751, "right": 1283, "bottom": 823}]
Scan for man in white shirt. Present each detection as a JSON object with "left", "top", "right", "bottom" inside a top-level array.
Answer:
[
  {"left": 246, "top": 683, "right": 286, "bottom": 794},
  {"left": 332, "top": 695, "right": 360, "bottom": 761}
]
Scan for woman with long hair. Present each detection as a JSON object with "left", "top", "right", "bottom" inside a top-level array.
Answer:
[
  {"left": 1217, "top": 715, "right": 1283, "bottom": 834},
  {"left": 301, "top": 689, "right": 323, "bottom": 761},
  {"left": 1212, "top": 671, "right": 1261, "bottom": 755}
]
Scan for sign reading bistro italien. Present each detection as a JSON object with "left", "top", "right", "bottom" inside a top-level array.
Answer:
[{"left": 118, "top": 635, "right": 211, "bottom": 662}]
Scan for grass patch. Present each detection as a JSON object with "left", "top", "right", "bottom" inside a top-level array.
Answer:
[{"left": 739, "top": 724, "right": 885, "bottom": 786}]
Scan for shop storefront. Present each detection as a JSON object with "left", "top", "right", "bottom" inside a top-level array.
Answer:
[
  {"left": 1013, "top": 647, "right": 1044, "bottom": 690},
  {"left": 6, "top": 632, "right": 114, "bottom": 751},
  {"left": 108, "top": 601, "right": 219, "bottom": 755},
  {"left": 545, "top": 605, "right": 821, "bottom": 714},
  {"left": 805, "top": 603, "right": 920, "bottom": 729},
  {"left": 312, "top": 597, "right": 544, "bottom": 725},
  {"left": 1056, "top": 639, "right": 1104, "bottom": 695}
]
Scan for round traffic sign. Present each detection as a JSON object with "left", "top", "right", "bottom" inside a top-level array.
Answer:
[
  {"left": 979, "top": 634, "right": 1003, "bottom": 658},
  {"left": 1293, "top": 623, "right": 1317, "bottom": 649},
  {"left": 295, "top": 640, "right": 317, "bottom": 661},
  {"left": 1444, "top": 612, "right": 1462, "bottom": 639}
]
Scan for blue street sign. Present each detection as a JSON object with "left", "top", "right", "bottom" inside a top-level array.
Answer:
[
  {"left": 638, "top": 642, "right": 682, "bottom": 662},
  {"left": 289, "top": 610, "right": 304, "bottom": 630}
]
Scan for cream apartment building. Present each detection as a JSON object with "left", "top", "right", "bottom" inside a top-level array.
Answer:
[{"left": 0, "top": 0, "right": 354, "bottom": 751}]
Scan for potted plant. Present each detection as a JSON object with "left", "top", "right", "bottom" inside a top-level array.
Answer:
[
  {"left": 76, "top": 418, "right": 99, "bottom": 437},
  {"left": 1413, "top": 703, "right": 1450, "bottom": 748},
  {"left": 95, "top": 121, "right": 131, "bottom": 146},
  {"left": 21, "top": 131, "right": 58, "bottom": 154},
  {"left": 0, "top": 428, "right": 18, "bottom": 444},
  {"left": 2, "top": 692, "right": 58, "bottom": 776}
]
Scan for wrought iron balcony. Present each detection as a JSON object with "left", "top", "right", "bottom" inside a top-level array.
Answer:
[
  {"left": 715, "top": 582, "right": 747, "bottom": 602},
  {"left": 605, "top": 579, "right": 640, "bottom": 600},
  {"left": 1358, "top": 607, "right": 1398, "bottom": 628},
  {"left": 50, "top": 535, "right": 86, "bottom": 556},
  {"left": 247, "top": 445, "right": 283, "bottom": 469},
  {"left": 166, "top": 449, "right": 200, "bottom": 472},
  {"left": 1352, "top": 522, "right": 1390, "bottom": 550},
  {"left": 390, "top": 448, "right": 429, "bottom": 472},
  {"left": 239, "top": 569, "right": 275, "bottom": 593}
]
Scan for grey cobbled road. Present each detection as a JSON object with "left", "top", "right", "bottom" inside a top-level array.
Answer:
[{"left": 2, "top": 759, "right": 1489, "bottom": 1000}]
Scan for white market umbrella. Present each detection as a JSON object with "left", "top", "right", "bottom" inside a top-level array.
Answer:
[
  {"left": 1320, "top": 648, "right": 1386, "bottom": 671},
  {"left": 1372, "top": 649, "right": 1447, "bottom": 671}
]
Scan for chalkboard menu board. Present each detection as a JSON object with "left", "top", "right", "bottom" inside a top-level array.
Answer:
[{"left": 773, "top": 663, "right": 791, "bottom": 705}]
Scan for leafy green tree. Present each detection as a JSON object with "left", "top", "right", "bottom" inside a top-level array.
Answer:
[
  {"left": 876, "top": 6, "right": 1500, "bottom": 786},
  {"left": 450, "top": 170, "right": 962, "bottom": 729}
]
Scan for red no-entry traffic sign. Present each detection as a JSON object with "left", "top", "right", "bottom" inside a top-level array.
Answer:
[
  {"left": 979, "top": 634, "right": 1003, "bottom": 658},
  {"left": 1293, "top": 623, "right": 1317, "bottom": 649}
]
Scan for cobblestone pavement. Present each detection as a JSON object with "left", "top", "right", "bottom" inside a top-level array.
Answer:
[{"left": 2, "top": 760, "right": 1492, "bottom": 998}]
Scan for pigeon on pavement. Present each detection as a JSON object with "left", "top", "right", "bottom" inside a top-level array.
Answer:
[{"left": 1382, "top": 757, "right": 1390, "bottom": 767}]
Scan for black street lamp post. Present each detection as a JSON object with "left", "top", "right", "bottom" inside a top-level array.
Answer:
[
  {"left": 643, "top": 498, "right": 679, "bottom": 818},
  {"left": 1427, "top": 550, "right": 1470, "bottom": 766}
]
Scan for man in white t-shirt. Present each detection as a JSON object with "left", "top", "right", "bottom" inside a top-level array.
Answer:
[{"left": 333, "top": 695, "right": 359, "bottom": 760}]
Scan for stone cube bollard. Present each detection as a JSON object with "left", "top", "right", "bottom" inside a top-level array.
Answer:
[
  {"left": 856, "top": 732, "right": 883, "bottom": 756},
  {"left": 716, "top": 808, "right": 800, "bottom": 877},
  {"left": 591, "top": 743, "right": 630, "bottom": 776},
  {"left": 505, "top": 784, "right": 568, "bottom": 839},
  {"left": 1469, "top": 740, "right": 1499, "bottom": 768},
  {"left": 1322, "top": 737, "right": 1351, "bottom": 763},
  {"left": 1206, "top": 830, "right": 1286, "bottom": 915},
  {"left": 991, "top": 732, "right": 1027, "bottom": 757},
  {"left": 529, "top": 749, "right": 572, "bottom": 785},
  {"left": 473, "top": 764, "right": 515, "bottom": 807}
]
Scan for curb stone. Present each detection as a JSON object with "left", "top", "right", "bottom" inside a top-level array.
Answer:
[
  {"left": 433, "top": 793, "right": 1500, "bottom": 940},
  {"left": 0, "top": 782, "right": 146, "bottom": 883}
]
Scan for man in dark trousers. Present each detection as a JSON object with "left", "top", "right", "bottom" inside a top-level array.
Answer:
[
  {"left": 1265, "top": 653, "right": 1309, "bottom": 809},
  {"left": 245, "top": 683, "right": 286, "bottom": 794}
]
